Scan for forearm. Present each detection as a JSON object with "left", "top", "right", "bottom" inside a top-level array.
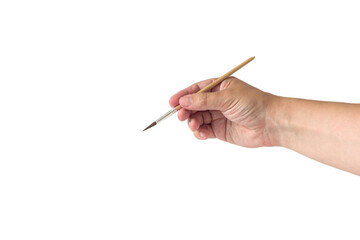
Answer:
[{"left": 267, "top": 96, "right": 360, "bottom": 175}]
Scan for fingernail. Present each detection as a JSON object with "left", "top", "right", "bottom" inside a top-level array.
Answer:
[
  {"left": 180, "top": 95, "right": 192, "bottom": 107},
  {"left": 199, "top": 131, "right": 205, "bottom": 139}
]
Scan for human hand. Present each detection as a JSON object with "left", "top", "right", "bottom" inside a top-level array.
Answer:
[
  {"left": 169, "top": 77, "right": 276, "bottom": 147},
  {"left": 170, "top": 76, "right": 360, "bottom": 174}
]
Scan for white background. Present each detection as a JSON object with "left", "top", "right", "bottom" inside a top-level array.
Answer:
[{"left": 1, "top": 0, "right": 359, "bottom": 239}]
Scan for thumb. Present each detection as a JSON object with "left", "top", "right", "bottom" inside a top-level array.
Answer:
[{"left": 179, "top": 91, "right": 226, "bottom": 111}]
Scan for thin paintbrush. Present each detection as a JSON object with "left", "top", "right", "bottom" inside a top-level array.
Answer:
[{"left": 143, "top": 56, "right": 255, "bottom": 131}]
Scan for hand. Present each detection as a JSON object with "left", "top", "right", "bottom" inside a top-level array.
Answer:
[
  {"left": 169, "top": 77, "right": 275, "bottom": 148},
  {"left": 171, "top": 76, "right": 360, "bottom": 174}
]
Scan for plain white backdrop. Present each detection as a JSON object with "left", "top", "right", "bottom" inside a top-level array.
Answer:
[{"left": 1, "top": 0, "right": 359, "bottom": 239}]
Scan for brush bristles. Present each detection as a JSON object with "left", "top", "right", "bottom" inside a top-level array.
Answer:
[{"left": 143, "top": 122, "right": 157, "bottom": 131}]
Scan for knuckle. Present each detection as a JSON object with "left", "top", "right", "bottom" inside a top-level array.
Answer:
[
  {"left": 191, "top": 84, "right": 199, "bottom": 92},
  {"left": 196, "top": 93, "right": 208, "bottom": 106},
  {"left": 221, "top": 77, "right": 238, "bottom": 89}
]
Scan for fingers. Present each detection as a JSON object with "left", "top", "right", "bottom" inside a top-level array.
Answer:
[
  {"left": 194, "top": 124, "right": 216, "bottom": 140},
  {"left": 170, "top": 78, "right": 218, "bottom": 122},
  {"left": 169, "top": 77, "right": 236, "bottom": 124},
  {"left": 177, "top": 108, "right": 191, "bottom": 121},
  {"left": 169, "top": 78, "right": 217, "bottom": 108},
  {"left": 188, "top": 111, "right": 212, "bottom": 131},
  {"left": 179, "top": 91, "right": 227, "bottom": 111},
  {"left": 187, "top": 111, "right": 223, "bottom": 140}
]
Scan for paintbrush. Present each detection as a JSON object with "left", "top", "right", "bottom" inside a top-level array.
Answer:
[{"left": 143, "top": 56, "right": 255, "bottom": 131}]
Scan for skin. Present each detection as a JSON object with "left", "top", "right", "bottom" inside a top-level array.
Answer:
[{"left": 169, "top": 77, "right": 360, "bottom": 175}]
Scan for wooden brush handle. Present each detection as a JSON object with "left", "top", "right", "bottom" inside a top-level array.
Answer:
[{"left": 175, "top": 56, "right": 255, "bottom": 111}]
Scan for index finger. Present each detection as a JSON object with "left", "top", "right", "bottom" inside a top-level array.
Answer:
[{"left": 169, "top": 78, "right": 218, "bottom": 108}]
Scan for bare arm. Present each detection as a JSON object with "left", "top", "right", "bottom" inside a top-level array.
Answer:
[
  {"left": 170, "top": 77, "right": 360, "bottom": 175},
  {"left": 267, "top": 97, "right": 360, "bottom": 175}
]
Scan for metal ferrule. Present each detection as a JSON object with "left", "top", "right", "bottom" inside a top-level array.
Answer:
[{"left": 155, "top": 108, "right": 178, "bottom": 124}]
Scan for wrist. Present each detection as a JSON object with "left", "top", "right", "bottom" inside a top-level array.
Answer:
[{"left": 264, "top": 94, "right": 290, "bottom": 147}]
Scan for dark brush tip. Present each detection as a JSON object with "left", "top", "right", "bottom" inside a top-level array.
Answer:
[{"left": 143, "top": 122, "right": 157, "bottom": 131}]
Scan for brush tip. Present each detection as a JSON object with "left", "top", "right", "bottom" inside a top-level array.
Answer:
[{"left": 143, "top": 122, "right": 157, "bottom": 131}]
